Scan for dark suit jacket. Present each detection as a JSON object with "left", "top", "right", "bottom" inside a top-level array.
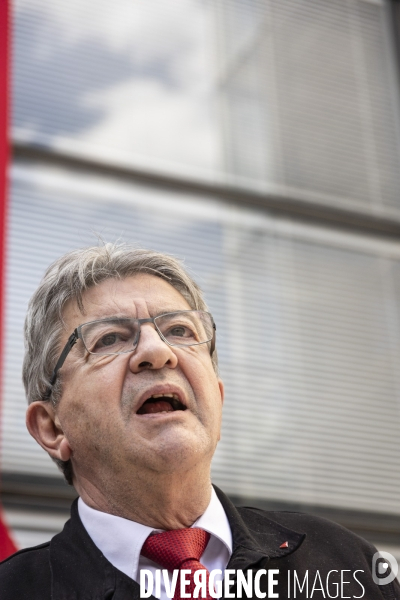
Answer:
[{"left": 0, "top": 486, "right": 399, "bottom": 599}]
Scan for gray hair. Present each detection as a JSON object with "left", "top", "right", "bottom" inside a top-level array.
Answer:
[{"left": 23, "top": 243, "right": 217, "bottom": 484}]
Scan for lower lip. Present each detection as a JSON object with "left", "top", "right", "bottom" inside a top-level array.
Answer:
[{"left": 136, "top": 410, "right": 187, "bottom": 419}]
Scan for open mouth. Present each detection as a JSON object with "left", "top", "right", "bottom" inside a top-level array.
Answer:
[{"left": 137, "top": 393, "right": 187, "bottom": 415}]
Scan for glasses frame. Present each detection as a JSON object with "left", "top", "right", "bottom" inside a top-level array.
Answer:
[{"left": 45, "top": 310, "right": 216, "bottom": 395}]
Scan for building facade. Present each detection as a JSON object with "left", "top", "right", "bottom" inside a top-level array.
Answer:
[{"left": 1, "top": 0, "right": 400, "bottom": 564}]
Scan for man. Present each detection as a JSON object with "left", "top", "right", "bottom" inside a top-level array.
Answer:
[{"left": 0, "top": 243, "right": 398, "bottom": 599}]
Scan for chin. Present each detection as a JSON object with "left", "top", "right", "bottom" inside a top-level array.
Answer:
[{"left": 140, "top": 431, "right": 214, "bottom": 473}]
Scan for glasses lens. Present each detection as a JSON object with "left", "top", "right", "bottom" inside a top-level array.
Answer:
[
  {"left": 154, "top": 311, "right": 214, "bottom": 346},
  {"left": 81, "top": 318, "right": 140, "bottom": 355}
]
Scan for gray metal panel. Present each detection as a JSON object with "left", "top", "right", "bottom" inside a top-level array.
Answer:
[
  {"left": 216, "top": 0, "right": 400, "bottom": 209},
  {"left": 2, "top": 162, "right": 400, "bottom": 514}
]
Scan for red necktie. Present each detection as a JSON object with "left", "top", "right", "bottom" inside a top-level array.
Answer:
[{"left": 141, "top": 528, "right": 213, "bottom": 600}]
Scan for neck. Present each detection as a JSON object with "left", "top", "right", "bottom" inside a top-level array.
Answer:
[{"left": 74, "top": 466, "right": 213, "bottom": 530}]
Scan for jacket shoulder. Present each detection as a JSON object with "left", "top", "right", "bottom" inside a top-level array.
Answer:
[
  {"left": 0, "top": 542, "right": 52, "bottom": 600},
  {"left": 237, "top": 506, "right": 400, "bottom": 600}
]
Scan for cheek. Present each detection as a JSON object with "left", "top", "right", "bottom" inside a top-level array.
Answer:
[
  {"left": 60, "top": 398, "right": 121, "bottom": 462},
  {"left": 58, "top": 368, "right": 125, "bottom": 445},
  {"left": 191, "top": 361, "right": 220, "bottom": 396},
  {"left": 186, "top": 357, "right": 222, "bottom": 417},
  {"left": 182, "top": 347, "right": 216, "bottom": 382},
  {"left": 67, "top": 355, "right": 126, "bottom": 405},
  {"left": 190, "top": 371, "right": 216, "bottom": 404}
]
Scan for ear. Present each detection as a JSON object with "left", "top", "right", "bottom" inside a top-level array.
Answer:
[{"left": 26, "top": 401, "right": 72, "bottom": 462}]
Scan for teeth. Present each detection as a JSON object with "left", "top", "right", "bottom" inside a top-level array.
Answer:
[{"left": 137, "top": 392, "right": 186, "bottom": 415}]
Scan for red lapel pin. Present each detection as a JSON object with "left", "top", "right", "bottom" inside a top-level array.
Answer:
[{"left": 279, "top": 541, "right": 289, "bottom": 549}]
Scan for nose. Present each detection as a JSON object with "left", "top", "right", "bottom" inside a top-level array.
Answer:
[{"left": 128, "top": 322, "right": 178, "bottom": 373}]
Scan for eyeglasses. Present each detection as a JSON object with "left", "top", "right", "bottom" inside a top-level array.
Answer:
[{"left": 46, "top": 310, "right": 216, "bottom": 394}]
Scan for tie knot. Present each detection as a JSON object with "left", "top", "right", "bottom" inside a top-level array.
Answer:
[{"left": 141, "top": 528, "right": 210, "bottom": 571}]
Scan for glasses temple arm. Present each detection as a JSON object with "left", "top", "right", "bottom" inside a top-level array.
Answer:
[
  {"left": 46, "top": 330, "right": 78, "bottom": 396},
  {"left": 210, "top": 323, "right": 216, "bottom": 355}
]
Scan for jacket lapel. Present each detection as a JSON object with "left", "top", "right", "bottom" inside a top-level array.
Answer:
[
  {"left": 214, "top": 485, "right": 306, "bottom": 568},
  {"left": 214, "top": 486, "right": 306, "bottom": 600},
  {"left": 50, "top": 499, "right": 143, "bottom": 600}
]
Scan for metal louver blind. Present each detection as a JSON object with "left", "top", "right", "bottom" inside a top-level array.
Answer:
[
  {"left": 2, "top": 162, "right": 400, "bottom": 515},
  {"left": 215, "top": 0, "right": 400, "bottom": 211},
  {"left": 215, "top": 227, "right": 400, "bottom": 512}
]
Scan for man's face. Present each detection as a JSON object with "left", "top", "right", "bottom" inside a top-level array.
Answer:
[{"left": 53, "top": 274, "right": 224, "bottom": 483}]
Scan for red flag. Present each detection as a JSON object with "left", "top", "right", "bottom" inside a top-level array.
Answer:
[
  {"left": 0, "top": 509, "right": 17, "bottom": 560},
  {"left": 0, "top": 0, "right": 18, "bottom": 559}
]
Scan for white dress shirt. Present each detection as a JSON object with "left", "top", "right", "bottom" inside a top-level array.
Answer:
[{"left": 78, "top": 487, "right": 232, "bottom": 600}]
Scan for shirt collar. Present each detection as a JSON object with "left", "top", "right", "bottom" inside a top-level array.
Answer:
[
  {"left": 78, "top": 487, "right": 232, "bottom": 581},
  {"left": 192, "top": 486, "right": 232, "bottom": 554}
]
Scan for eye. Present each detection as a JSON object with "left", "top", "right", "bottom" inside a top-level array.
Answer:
[
  {"left": 81, "top": 318, "right": 139, "bottom": 355},
  {"left": 90, "top": 328, "right": 131, "bottom": 353},
  {"left": 165, "top": 324, "right": 197, "bottom": 340},
  {"left": 169, "top": 326, "right": 189, "bottom": 337},
  {"left": 99, "top": 333, "right": 118, "bottom": 346}
]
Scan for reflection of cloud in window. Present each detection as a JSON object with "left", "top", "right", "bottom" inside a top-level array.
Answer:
[
  {"left": 13, "top": 0, "right": 220, "bottom": 172},
  {"left": 81, "top": 78, "right": 218, "bottom": 170}
]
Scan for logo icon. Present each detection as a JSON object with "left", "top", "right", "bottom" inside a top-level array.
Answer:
[{"left": 372, "top": 551, "right": 398, "bottom": 586}]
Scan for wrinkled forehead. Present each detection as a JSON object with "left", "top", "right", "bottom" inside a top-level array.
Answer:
[{"left": 61, "top": 274, "right": 192, "bottom": 331}]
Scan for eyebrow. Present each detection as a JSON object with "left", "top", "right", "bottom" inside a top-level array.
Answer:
[{"left": 85, "top": 309, "right": 188, "bottom": 321}]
